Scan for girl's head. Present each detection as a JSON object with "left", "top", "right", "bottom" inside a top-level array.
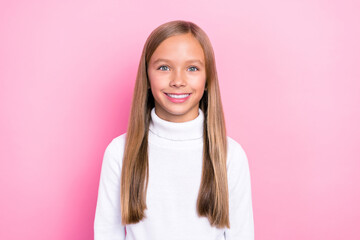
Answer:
[
  {"left": 123, "top": 20, "right": 229, "bottom": 228},
  {"left": 133, "top": 20, "right": 222, "bottom": 123},
  {"left": 147, "top": 32, "right": 206, "bottom": 123}
]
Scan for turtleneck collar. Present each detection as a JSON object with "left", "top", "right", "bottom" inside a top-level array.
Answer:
[{"left": 149, "top": 107, "right": 204, "bottom": 143}]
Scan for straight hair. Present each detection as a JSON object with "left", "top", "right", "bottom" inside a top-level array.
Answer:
[{"left": 121, "top": 20, "right": 229, "bottom": 228}]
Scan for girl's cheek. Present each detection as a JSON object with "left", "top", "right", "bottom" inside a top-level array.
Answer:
[
  {"left": 157, "top": 72, "right": 172, "bottom": 81},
  {"left": 187, "top": 72, "right": 206, "bottom": 82}
]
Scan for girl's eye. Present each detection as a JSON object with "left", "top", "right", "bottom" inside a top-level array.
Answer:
[
  {"left": 158, "top": 65, "right": 170, "bottom": 71},
  {"left": 188, "top": 66, "right": 199, "bottom": 72}
]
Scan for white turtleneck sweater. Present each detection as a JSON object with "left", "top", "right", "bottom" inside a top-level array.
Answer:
[{"left": 94, "top": 107, "right": 254, "bottom": 240}]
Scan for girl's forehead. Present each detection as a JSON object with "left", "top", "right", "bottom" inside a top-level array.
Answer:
[
  {"left": 150, "top": 33, "right": 205, "bottom": 63},
  {"left": 157, "top": 33, "right": 201, "bottom": 49}
]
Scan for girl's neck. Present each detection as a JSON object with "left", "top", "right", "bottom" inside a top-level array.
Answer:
[{"left": 149, "top": 107, "right": 204, "bottom": 142}]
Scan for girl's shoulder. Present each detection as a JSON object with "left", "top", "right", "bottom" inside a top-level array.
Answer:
[
  {"left": 103, "top": 133, "right": 250, "bottom": 172},
  {"left": 226, "top": 136, "right": 247, "bottom": 158},
  {"left": 226, "top": 136, "right": 250, "bottom": 173},
  {"left": 103, "top": 132, "right": 127, "bottom": 164},
  {"left": 111, "top": 132, "right": 127, "bottom": 146}
]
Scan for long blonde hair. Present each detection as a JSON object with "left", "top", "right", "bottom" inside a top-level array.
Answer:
[{"left": 121, "top": 20, "right": 229, "bottom": 228}]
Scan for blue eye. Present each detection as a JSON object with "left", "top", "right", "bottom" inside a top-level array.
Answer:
[
  {"left": 158, "top": 65, "right": 170, "bottom": 71},
  {"left": 188, "top": 66, "right": 199, "bottom": 71}
]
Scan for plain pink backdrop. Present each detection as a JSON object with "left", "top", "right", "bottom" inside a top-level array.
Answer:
[{"left": 1, "top": 0, "right": 359, "bottom": 239}]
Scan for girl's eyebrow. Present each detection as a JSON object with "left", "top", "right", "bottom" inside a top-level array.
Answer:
[{"left": 152, "top": 58, "right": 204, "bottom": 66}]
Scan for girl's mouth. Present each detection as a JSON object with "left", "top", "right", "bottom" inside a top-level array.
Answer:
[{"left": 164, "top": 93, "right": 191, "bottom": 103}]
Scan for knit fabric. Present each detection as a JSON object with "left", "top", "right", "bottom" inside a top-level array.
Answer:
[{"left": 94, "top": 107, "right": 254, "bottom": 240}]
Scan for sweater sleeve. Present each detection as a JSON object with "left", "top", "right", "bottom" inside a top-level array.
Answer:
[
  {"left": 225, "top": 139, "right": 255, "bottom": 240},
  {"left": 94, "top": 137, "right": 126, "bottom": 240}
]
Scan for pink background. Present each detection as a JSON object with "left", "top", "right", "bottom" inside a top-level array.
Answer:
[{"left": 1, "top": 0, "right": 359, "bottom": 239}]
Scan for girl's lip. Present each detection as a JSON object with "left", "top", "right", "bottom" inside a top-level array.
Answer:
[
  {"left": 164, "top": 92, "right": 191, "bottom": 103},
  {"left": 165, "top": 92, "right": 191, "bottom": 95}
]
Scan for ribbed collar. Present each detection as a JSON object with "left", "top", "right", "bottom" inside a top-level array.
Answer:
[{"left": 149, "top": 107, "right": 204, "bottom": 142}]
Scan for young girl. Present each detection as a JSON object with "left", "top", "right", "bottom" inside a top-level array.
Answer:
[{"left": 94, "top": 20, "right": 254, "bottom": 240}]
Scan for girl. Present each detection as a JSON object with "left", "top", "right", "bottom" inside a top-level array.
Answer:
[{"left": 94, "top": 20, "right": 254, "bottom": 240}]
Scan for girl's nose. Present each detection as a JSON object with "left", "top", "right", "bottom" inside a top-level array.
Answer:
[{"left": 170, "top": 70, "right": 186, "bottom": 87}]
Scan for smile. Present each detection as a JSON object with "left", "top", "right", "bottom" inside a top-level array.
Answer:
[
  {"left": 164, "top": 92, "right": 191, "bottom": 103},
  {"left": 165, "top": 93, "right": 191, "bottom": 99}
]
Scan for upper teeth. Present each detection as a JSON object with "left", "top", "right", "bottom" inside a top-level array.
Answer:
[{"left": 167, "top": 93, "right": 190, "bottom": 99}]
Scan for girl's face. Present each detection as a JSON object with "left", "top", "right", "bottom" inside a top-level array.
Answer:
[{"left": 147, "top": 33, "right": 206, "bottom": 123}]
